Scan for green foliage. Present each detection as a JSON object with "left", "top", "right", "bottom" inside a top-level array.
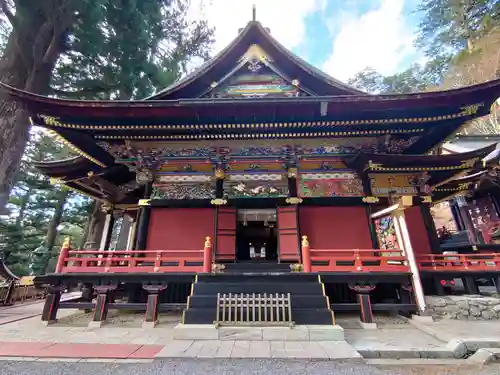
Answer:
[
  {"left": 350, "top": 0, "right": 500, "bottom": 95},
  {"left": 415, "top": 0, "right": 500, "bottom": 57},
  {"left": 50, "top": 0, "right": 214, "bottom": 99},
  {"left": 0, "top": 0, "right": 214, "bottom": 275},
  {"left": 348, "top": 62, "right": 443, "bottom": 94},
  {"left": 0, "top": 131, "right": 91, "bottom": 276}
]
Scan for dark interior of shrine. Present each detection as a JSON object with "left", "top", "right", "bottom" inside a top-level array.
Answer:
[{"left": 236, "top": 212, "right": 278, "bottom": 262}]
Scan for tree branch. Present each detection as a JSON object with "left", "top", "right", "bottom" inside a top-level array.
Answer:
[
  {"left": 50, "top": 83, "right": 119, "bottom": 99},
  {"left": 0, "top": 0, "right": 17, "bottom": 30},
  {"left": 42, "top": 1, "right": 75, "bottom": 64}
]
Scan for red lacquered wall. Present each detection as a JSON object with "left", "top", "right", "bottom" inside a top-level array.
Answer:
[
  {"left": 404, "top": 206, "right": 431, "bottom": 256},
  {"left": 299, "top": 206, "right": 372, "bottom": 249},
  {"left": 147, "top": 208, "right": 215, "bottom": 250}
]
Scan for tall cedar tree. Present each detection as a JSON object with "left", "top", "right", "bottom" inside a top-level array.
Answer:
[
  {"left": 0, "top": 0, "right": 214, "bottom": 213},
  {"left": 415, "top": 0, "right": 500, "bottom": 57}
]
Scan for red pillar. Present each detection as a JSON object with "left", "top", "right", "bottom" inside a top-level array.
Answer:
[
  {"left": 301, "top": 236, "right": 312, "bottom": 272},
  {"left": 55, "top": 237, "right": 71, "bottom": 273},
  {"left": 203, "top": 236, "right": 213, "bottom": 273}
]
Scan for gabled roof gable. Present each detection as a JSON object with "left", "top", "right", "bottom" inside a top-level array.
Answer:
[{"left": 146, "top": 21, "right": 366, "bottom": 100}]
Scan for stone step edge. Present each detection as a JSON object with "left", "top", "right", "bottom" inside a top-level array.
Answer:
[{"left": 173, "top": 324, "right": 345, "bottom": 341}]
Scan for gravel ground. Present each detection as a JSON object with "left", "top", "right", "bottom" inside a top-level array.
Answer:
[{"left": 0, "top": 359, "right": 499, "bottom": 375}]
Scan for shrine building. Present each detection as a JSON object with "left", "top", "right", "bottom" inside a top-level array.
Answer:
[{"left": 3, "top": 14, "right": 500, "bottom": 329}]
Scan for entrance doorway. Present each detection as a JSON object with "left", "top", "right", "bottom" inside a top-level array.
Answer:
[{"left": 236, "top": 209, "right": 278, "bottom": 262}]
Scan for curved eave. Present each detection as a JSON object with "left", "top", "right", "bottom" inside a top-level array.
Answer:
[
  {"left": 145, "top": 21, "right": 365, "bottom": 100},
  {"left": 3, "top": 78, "right": 500, "bottom": 120},
  {"left": 0, "top": 259, "right": 19, "bottom": 281},
  {"left": 350, "top": 143, "right": 498, "bottom": 171},
  {"left": 34, "top": 156, "right": 98, "bottom": 177},
  {"left": 443, "top": 135, "right": 500, "bottom": 153}
]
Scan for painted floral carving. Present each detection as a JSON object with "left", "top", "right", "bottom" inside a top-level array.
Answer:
[
  {"left": 299, "top": 177, "right": 363, "bottom": 197},
  {"left": 151, "top": 184, "right": 215, "bottom": 200},
  {"left": 374, "top": 216, "right": 400, "bottom": 250},
  {"left": 226, "top": 182, "right": 288, "bottom": 198}
]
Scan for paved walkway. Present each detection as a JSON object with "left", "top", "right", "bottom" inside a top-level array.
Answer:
[
  {"left": 1, "top": 304, "right": 500, "bottom": 361},
  {"left": 0, "top": 292, "right": 80, "bottom": 325}
]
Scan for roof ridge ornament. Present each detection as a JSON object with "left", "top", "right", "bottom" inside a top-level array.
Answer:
[{"left": 252, "top": 4, "right": 256, "bottom": 21}]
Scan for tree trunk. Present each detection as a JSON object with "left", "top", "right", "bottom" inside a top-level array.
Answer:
[
  {"left": 83, "top": 201, "right": 107, "bottom": 249},
  {"left": 0, "top": 29, "right": 32, "bottom": 213},
  {"left": 78, "top": 209, "right": 93, "bottom": 250},
  {"left": 0, "top": 4, "right": 70, "bottom": 213},
  {"left": 44, "top": 189, "right": 69, "bottom": 252}
]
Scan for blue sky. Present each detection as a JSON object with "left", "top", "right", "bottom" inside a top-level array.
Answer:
[{"left": 191, "top": 0, "right": 425, "bottom": 81}]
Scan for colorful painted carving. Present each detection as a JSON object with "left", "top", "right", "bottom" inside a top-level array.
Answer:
[
  {"left": 299, "top": 176, "right": 363, "bottom": 197},
  {"left": 227, "top": 160, "right": 286, "bottom": 172},
  {"left": 370, "top": 174, "right": 419, "bottom": 196},
  {"left": 226, "top": 182, "right": 288, "bottom": 198},
  {"left": 100, "top": 138, "right": 420, "bottom": 169},
  {"left": 151, "top": 184, "right": 215, "bottom": 200},
  {"left": 211, "top": 65, "right": 301, "bottom": 98},
  {"left": 374, "top": 216, "right": 401, "bottom": 251}
]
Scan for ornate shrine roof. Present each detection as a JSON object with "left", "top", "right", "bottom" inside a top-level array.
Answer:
[
  {"left": 2, "top": 14, "right": 500, "bottom": 204},
  {"left": 36, "top": 141, "right": 500, "bottom": 205},
  {"left": 443, "top": 134, "right": 500, "bottom": 153},
  {"left": 347, "top": 143, "right": 500, "bottom": 192},
  {"left": 147, "top": 20, "right": 365, "bottom": 99},
  {"left": 0, "top": 76, "right": 498, "bottom": 168},
  {"left": 436, "top": 136, "right": 500, "bottom": 202},
  {"left": 35, "top": 157, "right": 141, "bottom": 204}
]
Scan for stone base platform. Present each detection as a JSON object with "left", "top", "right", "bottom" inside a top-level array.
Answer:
[{"left": 173, "top": 324, "right": 345, "bottom": 341}]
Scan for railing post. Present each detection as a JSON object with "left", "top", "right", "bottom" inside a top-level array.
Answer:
[
  {"left": 301, "top": 235, "right": 312, "bottom": 272},
  {"left": 203, "top": 236, "right": 212, "bottom": 273},
  {"left": 55, "top": 237, "right": 71, "bottom": 273},
  {"left": 354, "top": 250, "right": 362, "bottom": 271}
]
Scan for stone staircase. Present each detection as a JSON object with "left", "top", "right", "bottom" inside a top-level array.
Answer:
[{"left": 182, "top": 273, "right": 334, "bottom": 325}]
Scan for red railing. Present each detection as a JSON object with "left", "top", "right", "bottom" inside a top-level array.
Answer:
[
  {"left": 55, "top": 237, "right": 212, "bottom": 274},
  {"left": 300, "top": 235, "right": 409, "bottom": 273},
  {"left": 417, "top": 253, "right": 500, "bottom": 272},
  {"left": 308, "top": 248, "right": 410, "bottom": 273}
]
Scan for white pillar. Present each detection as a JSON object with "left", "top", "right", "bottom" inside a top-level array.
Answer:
[
  {"left": 99, "top": 213, "right": 113, "bottom": 251},
  {"left": 127, "top": 220, "right": 137, "bottom": 250},
  {"left": 394, "top": 211, "right": 427, "bottom": 312}
]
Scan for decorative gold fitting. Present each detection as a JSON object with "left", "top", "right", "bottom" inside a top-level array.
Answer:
[
  {"left": 87, "top": 171, "right": 95, "bottom": 178},
  {"left": 286, "top": 197, "right": 303, "bottom": 204},
  {"left": 301, "top": 235, "right": 309, "bottom": 247},
  {"left": 100, "top": 202, "right": 114, "bottom": 213},
  {"left": 472, "top": 245, "right": 478, "bottom": 252},
  {"left": 50, "top": 177, "right": 64, "bottom": 185},
  {"left": 460, "top": 102, "right": 483, "bottom": 116},
  {"left": 211, "top": 263, "right": 225, "bottom": 273},
  {"left": 459, "top": 158, "right": 478, "bottom": 168},
  {"left": 287, "top": 168, "right": 298, "bottom": 178},
  {"left": 398, "top": 196, "right": 413, "bottom": 209},
  {"left": 367, "top": 160, "right": 383, "bottom": 171},
  {"left": 210, "top": 81, "right": 218, "bottom": 88},
  {"left": 138, "top": 199, "right": 151, "bottom": 206},
  {"left": 289, "top": 263, "right": 304, "bottom": 272},
  {"left": 362, "top": 196, "right": 379, "bottom": 204},
  {"left": 292, "top": 79, "right": 299, "bottom": 86},
  {"left": 421, "top": 196, "right": 432, "bottom": 203},
  {"left": 62, "top": 237, "right": 71, "bottom": 249},
  {"left": 205, "top": 236, "right": 212, "bottom": 248},
  {"left": 214, "top": 169, "right": 225, "bottom": 179},
  {"left": 458, "top": 182, "right": 472, "bottom": 190},
  {"left": 210, "top": 198, "right": 227, "bottom": 205}
]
